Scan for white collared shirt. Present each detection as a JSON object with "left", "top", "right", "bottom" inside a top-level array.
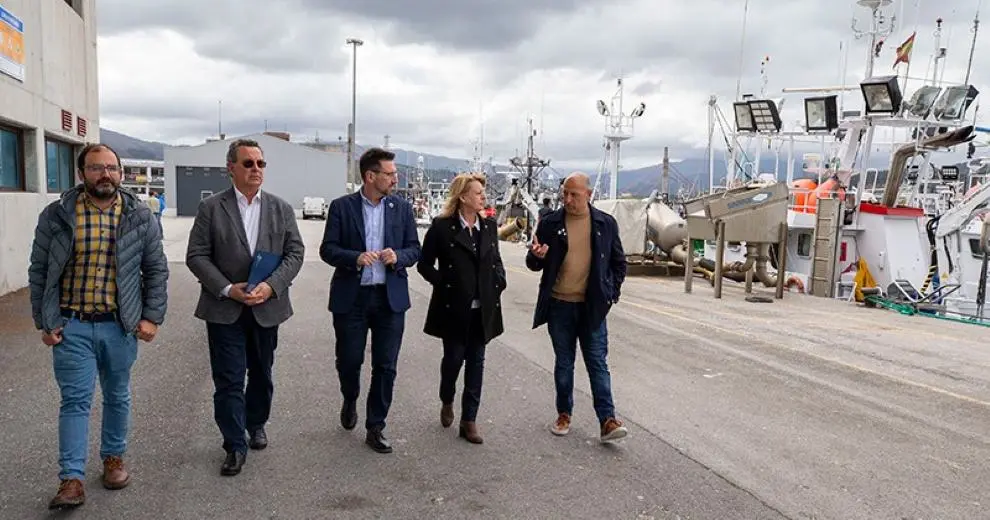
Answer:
[
  {"left": 235, "top": 188, "right": 262, "bottom": 255},
  {"left": 459, "top": 211, "right": 482, "bottom": 309},
  {"left": 221, "top": 188, "right": 262, "bottom": 298},
  {"left": 458, "top": 211, "right": 481, "bottom": 235}
]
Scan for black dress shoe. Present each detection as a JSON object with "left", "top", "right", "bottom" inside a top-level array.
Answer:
[
  {"left": 340, "top": 399, "right": 357, "bottom": 430},
  {"left": 221, "top": 451, "right": 246, "bottom": 476},
  {"left": 249, "top": 428, "right": 268, "bottom": 450},
  {"left": 365, "top": 429, "right": 393, "bottom": 454}
]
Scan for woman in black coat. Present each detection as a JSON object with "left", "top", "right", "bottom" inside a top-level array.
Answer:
[{"left": 418, "top": 173, "right": 506, "bottom": 444}]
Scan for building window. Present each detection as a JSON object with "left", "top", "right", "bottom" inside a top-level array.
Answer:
[
  {"left": 0, "top": 125, "right": 24, "bottom": 191},
  {"left": 63, "top": 0, "right": 82, "bottom": 16},
  {"left": 46, "top": 139, "right": 75, "bottom": 193}
]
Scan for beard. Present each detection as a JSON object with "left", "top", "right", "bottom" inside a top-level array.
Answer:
[{"left": 84, "top": 177, "right": 119, "bottom": 200}]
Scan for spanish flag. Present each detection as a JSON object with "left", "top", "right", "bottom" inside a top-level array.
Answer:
[{"left": 893, "top": 32, "right": 916, "bottom": 68}]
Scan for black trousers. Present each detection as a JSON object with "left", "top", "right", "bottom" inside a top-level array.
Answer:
[
  {"left": 439, "top": 309, "right": 487, "bottom": 422},
  {"left": 206, "top": 308, "right": 278, "bottom": 454},
  {"left": 333, "top": 286, "right": 405, "bottom": 431}
]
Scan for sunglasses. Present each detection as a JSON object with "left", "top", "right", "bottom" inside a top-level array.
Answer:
[{"left": 240, "top": 159, "right": 267, "bottom": 168}]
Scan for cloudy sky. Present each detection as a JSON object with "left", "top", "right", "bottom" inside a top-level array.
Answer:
[{"left": 96, "top": 0, "right": 988, "bottom": 169}]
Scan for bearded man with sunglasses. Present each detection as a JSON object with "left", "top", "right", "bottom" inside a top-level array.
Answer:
[{"left": 186, "top": 139, "right": 305, "bottom": 476}]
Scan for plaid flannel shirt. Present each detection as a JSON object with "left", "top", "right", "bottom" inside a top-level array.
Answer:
[{"left": 59, "top": 192, "right": 122, "bottom": 313}]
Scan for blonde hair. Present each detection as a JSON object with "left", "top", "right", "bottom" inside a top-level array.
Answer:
[{"left": 439, "top": 173, "right": 486, "bottom": 218}]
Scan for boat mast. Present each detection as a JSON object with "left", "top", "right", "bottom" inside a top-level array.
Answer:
[
  {"left": 964, "top": 4, "right": 981, "bottom": 85},
  {"left": 729, "top": 0, "right": 750, "bottom": 187},
  {"left": 851, "top": 0, "right": 897, "bottom": 216}
]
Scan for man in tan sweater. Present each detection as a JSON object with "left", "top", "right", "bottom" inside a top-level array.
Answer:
[{"left": 526, "top": 173, "right": 628, "bottom": 442}]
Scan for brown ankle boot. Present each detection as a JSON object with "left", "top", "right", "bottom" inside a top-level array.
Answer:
[
  {"left": 102, "top": 456, "right": 131, "bottom": 490},
  {"left": 458, "top": 421, "right": 483, "bottom": 444},
  {"left": 440, "top": 403, "right": 454, "bottom": 428},
  {"left": 48, "top": 479, "right": 85, "bottom": 509}
]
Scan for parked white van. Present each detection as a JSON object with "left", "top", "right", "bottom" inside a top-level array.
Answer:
[{"left": 302, "top": 196, "right": 328, "bottom": 220}]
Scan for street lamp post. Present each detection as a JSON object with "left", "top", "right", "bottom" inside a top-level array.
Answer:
[{"left": 346, "top": 37, "right": 363, "bottom": 191}]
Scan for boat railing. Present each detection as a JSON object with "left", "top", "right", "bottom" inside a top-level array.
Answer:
[{"left": 787, "top": 188, "right": 853, "bottom": 214}]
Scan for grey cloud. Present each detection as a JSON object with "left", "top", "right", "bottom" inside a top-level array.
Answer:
[
  {"left": 295, "top": 0, "right": 608, "bottom": 50},
  {"left": 492, "top": 0, "right": 984, "bottom": 96},
  {"left": 633, "top": 80, "right": 663, "bottom": 97},
  {"left": 96, "top": 0, "right": 989, "bottom": 169},
  {"left": 104, "top": 91, "right": 479, "bottom": 158},
  {"left": 102, "top": 95, "right": 220, "bottom": 122},
  {"left": 97, "top": 0, "right": 349, "bottom": 73}
]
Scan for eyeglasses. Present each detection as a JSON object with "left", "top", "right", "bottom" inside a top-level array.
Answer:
[
  {"left": 374, "top": 170, "right": 397, "bottom": 177},
  {"left": 84, "top": 164, "right": 120, "bottom": 174},
  {"left": 240, "top": 159, "right": 267, "bottom": 169}
]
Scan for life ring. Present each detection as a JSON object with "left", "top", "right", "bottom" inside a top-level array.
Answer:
[{"left": 785, "top": 275, "right": 805, "bottom": 293}]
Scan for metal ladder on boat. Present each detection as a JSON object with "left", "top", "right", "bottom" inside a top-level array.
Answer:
[{"left": 809, "top": 197, "right": 844, "bottom": 297}]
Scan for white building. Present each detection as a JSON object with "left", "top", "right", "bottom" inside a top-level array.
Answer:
[
  {"left": 121, "top": 158, "right": 165, "bottom": 200},
  {"left": 0, "top": 0, "right": 100, "bottom": 297},
  {"left": 164, "top": 133, "right": 347, "bottom": 218}
]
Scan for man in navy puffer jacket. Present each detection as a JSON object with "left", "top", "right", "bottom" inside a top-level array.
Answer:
[{"left": 28, "top": 143, "right": 168, "bottom": 510}]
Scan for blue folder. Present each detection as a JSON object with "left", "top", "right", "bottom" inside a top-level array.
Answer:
[{"left": 246, "top": 251, "right": 282, "bottom": 292}]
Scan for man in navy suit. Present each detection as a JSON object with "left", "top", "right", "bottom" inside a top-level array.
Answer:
[{"left": 319, "top": 147, "right": 421, "bottom": 453}]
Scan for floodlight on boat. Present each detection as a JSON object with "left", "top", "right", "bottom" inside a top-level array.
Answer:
[
  {"left": 630, "top": 102, "right": 645, "bottom": 118},
  {"left": 860, "top": 76, "right": 902, "bottom": 114},
  {"left": 940, "top": 165, "right": 959, "bottom": 180},
  {"left": 931, "top": 85, "right": 980, "bottom": 121},
  {"left": 733, "top": 102, "right": 756, "bottom": 132},
  {"left": 596, "top": 100, "right": 608, "bottom": 116},
  {"left": 905, "top": 85, "right": 942, "bottom": 118},
  {"left": 748, "top": 99, "right": 783, "bottom": 132},
  {"left": 804, "top": 95, "right": 838, "bottom": 131}
]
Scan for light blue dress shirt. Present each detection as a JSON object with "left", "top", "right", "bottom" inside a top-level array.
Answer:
[{"left": 361, "top": 192, "right": 386, "bottom": 285}]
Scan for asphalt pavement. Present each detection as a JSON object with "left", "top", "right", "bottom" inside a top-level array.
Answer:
[
  {"left": 0, "top": 218, "right": 784, "bottom": 520},
  {"left": 3, "top": 216, "right": 989, "bottom": 519}
]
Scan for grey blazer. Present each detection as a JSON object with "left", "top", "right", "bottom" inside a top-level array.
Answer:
[{"left": 185, "top": 188, "right": 305, "bottom": 327}]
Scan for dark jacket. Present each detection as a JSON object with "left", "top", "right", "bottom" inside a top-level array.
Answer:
[
  {"left": 525, "top": 205, "right": 626, "bottom": 330},
  {"left": 185, "top": 188, "right": 305, "bottom": 328},
  {"left": 418, "top": 214, "right": 506, "bottom": 343},
  {"left": 29, "top": 185, "right": 169, "bottom": 333},
  {"left": 319, "top": 191, "right": 421, "bottom": 314}
]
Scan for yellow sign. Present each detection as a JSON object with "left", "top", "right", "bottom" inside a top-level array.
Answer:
[{"left": 0, "top": 4, "right": 24, "bottom": 82}]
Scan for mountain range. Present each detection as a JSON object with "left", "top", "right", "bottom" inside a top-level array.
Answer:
[{"left": 101, "top": 129, "right": 971, "bottom": 197}]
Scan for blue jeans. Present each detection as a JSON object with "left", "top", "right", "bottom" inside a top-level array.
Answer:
[
  {"left": 547, "top": 298, "right": 615, "bottom": 425},
  {"left": 52, "top": 318, "right": 138, "bottom": 480}
]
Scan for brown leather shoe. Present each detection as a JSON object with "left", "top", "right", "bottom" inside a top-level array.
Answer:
[
  {"left": 440, "top": 403, "right": 454, "bottom": 428},
  {"left": 600, "top": 417, "right": 628, "bottom": 442},
  {"left": 48, "top": 479, "right": 84, "bottom": 509},
  {"left": 102, "top": 456, "right": 131, "bottom": 490},
  {"left": 458, "top": 421, "right": 483, "bottom": 444}
]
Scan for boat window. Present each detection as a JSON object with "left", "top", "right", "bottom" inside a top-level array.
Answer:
[
  {"left": 797, "top": 233, "right": 812, "bottom": 257},
  {"left": 968, "top": 238, "right": 984, "bottom": 257}
]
